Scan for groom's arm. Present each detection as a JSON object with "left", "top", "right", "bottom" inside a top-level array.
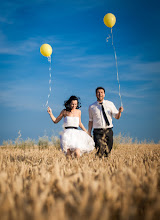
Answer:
[
  {"left": 88, "top": 106, "right": 93, "bottom": 136},
  {"left": 115, "top": 106, "right": 123, "bottom": 119},
  {"left": 88, "top": 121, "right": 93, "bottom": 136}
]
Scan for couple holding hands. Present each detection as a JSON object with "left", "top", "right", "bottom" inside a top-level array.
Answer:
[{"left": 47, "top": 87, "right": 123, "bottom": 158}]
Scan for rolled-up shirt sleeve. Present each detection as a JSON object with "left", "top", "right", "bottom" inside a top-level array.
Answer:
[
  {"left": 89, "top": 106, "right": 93, "bottom": 121},
  {"left": 111, "top": 103, "right": 119, "bottom": 118}
]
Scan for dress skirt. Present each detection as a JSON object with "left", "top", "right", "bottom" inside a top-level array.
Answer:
[{"left": 60, "top": 129, "right": 95, "bottom": 155}]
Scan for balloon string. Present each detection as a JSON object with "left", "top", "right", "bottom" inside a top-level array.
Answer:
[
  {"left": 110, "top": 28, "right": 123, "bottom": 107},
  {"left": 44, "top": 56, "right": 52, "bottom": 108},
  {"left": 106, "top": 34, "right": 111, "bottom": 42}
]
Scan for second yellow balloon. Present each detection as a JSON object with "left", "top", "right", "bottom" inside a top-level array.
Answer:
[{"left": 103, "top": 13, "right": 116, "bottom": 28}]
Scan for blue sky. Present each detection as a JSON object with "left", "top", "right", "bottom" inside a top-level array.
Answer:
[{"left": 0, "top": 0, "right": 160, "bottom": 144}]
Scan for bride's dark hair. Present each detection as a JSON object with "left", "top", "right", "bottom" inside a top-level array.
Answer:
[{"left": 64, "top": 96, "right": 81, "bottom": 112}]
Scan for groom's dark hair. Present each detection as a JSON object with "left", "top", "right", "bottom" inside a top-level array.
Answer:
[{"left": 96, "top": 87, "right": 105, "bottom": 94}]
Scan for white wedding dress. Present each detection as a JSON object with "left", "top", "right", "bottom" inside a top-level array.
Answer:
[{"left": 60, "top": 116, "right": 95, "bottom": 155}]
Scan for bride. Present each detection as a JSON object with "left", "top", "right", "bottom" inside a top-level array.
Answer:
[{"left": 47, "top": 96, "right": 95, "bottom": 158}]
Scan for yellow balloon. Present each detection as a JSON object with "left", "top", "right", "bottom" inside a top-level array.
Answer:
[
  {"left": 103, "top": 13, "right": 116, "bottom": 28},
  {"left": 40, "top": 44, "right": 52, "bottom": 57}
]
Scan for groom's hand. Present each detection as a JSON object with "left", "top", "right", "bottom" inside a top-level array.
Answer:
[
  {"left": 88, "top": 131, "right": 92, "bottom": 137},
  {"left": 119, "top": 106, "right": 123, "bottom": 113}
]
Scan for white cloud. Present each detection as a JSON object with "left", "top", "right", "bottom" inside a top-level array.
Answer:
[
  {"left": 117, "top": 57, "right": 160, "bottom": 81},
  {"left": 0, "top": 34, "right": 60, "bottom": 55},
  {"left": 0, "top": 0, "right": 102, "bottom": 27},
  {"left": 0, "top": 80, "right": 44, "bottom": 110},
  {"left": 131, "top": 61, "right": 160, "bottom": 74},
  {"left": 0, "top": 36, "right": 39, "bottom": 55},
  {"left": 110, "top": 89, "right": 144, "bottom": 99},
  {"left": 0, "top": 16, "right": 13, "bottom": 24}
]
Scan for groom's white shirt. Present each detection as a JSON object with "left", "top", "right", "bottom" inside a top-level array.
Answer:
[{"left": 89, "top": 100, "right": 118, "bottom": 129}]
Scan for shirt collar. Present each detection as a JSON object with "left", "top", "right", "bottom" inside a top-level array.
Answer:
[{"left": 97, "top": 101, "right": 104, "bottom": 105}]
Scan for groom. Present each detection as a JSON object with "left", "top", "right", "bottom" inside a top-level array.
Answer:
[{"left": 88, "top": 87, "right": 123, "bottom": 157}]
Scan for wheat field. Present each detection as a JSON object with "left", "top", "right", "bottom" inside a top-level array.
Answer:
[{"left": 0, "top": 143, "right": 160, "bottom": 220}]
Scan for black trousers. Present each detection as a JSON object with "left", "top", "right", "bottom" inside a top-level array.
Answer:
[{"left": 93, "top": 128, "right": 113, "bottom": 157}]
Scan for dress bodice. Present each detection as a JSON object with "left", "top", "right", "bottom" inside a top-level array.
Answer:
[{"left": 63, "top": 116, "right": 79, "bottom": 128}]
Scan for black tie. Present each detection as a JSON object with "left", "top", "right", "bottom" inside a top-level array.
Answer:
[{"left": 100, "top": 103, "right": 110, "bottom": 126}]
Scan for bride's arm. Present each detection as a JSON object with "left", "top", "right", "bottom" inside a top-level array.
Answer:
[
  {"left": 79, "top": 110, "right": 88, "bottom": 133},
  {"left": 47, "top": 107, "right": 64, "bottom": 123}
]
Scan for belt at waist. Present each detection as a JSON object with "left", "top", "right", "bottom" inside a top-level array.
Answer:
[
  {"left": 93, "top": 127, "right": 113, "bottom": 131},
  {"left": 65, "top": 126, "right": 78, "bottom": 129}
]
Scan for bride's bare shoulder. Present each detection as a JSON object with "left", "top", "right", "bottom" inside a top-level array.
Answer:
[
  {"left": 62, "top": 109, "right": 68, "bottom": 117},
  {"left": 77, "top": 109, "right": 81, "bottom": 115}
]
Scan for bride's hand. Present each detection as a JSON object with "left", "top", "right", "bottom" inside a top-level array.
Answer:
[{"left": 47, "top": 107, "right": 52, "bottom": 115}]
